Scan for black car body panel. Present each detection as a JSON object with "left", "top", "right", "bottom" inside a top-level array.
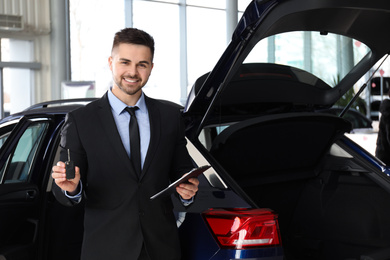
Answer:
[
  {"left": 0, "top": 104, "right": 87, "bottom": 260},
  {"left": 3, "top": 0, "right": 390, "bottom": 259}
]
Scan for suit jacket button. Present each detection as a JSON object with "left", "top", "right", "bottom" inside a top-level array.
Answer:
[{"left": 139, "top": 211, "right": 144, "bottom": 216}]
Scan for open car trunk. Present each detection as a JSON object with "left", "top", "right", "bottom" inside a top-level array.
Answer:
[
  {"left": 207, "top": 113, "right": 390, "bottom": 259},
  {"left": 182, "top": 1, "right": 390, "bottom": 258}
]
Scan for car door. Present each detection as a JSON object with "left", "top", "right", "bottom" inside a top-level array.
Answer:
[{"left": 0, "top": 116, "right": 51, "bottom": 260}]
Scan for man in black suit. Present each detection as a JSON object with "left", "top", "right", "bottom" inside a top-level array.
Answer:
[{"left": 52, "top": 28, "right": 199, "bottom": 260}]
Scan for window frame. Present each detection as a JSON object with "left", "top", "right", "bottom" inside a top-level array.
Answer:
[{"left": 0, "top": 117, "right": 51, "bottom": 184}]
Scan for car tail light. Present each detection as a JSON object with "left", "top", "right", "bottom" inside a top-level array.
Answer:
[{"left": 202, "top": 208, "right": 280, "bottom": 249}]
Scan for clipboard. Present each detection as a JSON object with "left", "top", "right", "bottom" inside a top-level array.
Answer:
[{"left": 150, "top": 165, "right": 210, "bottom": 200}]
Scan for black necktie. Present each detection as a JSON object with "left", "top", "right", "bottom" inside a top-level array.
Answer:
[{"left": 125, "top": 107, "right": 141, "bottom": 176}]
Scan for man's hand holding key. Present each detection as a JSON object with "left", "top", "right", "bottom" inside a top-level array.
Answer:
[
  {"left": 52, "top": 158, "right": 81, "bottom": 196},
  {"left": 65, "top": 149, "right": 75, "bottom": 180}
]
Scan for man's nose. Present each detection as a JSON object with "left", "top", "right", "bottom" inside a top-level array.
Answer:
[{"left": 127, "top": 65, "right": 138, "bottom": 77}]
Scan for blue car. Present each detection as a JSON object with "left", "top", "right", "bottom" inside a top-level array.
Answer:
[
  {"left": 179, "top": 0, "right": 390, "bottom": 259},
  {"left": 2, "top": 0, "right": 390, "bottom": 259}
]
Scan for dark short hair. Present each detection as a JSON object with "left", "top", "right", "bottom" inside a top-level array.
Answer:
[{"left": 112, "top": 28, "right": 155, "bottom": 60}]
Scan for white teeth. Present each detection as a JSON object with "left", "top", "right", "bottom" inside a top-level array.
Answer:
[{"left": 124, "top": 78, "right": 137, "bottom": 83}]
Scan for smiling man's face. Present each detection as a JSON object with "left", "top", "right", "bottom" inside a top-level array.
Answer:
[{"left": 109, "top": 43, "right": 154, "bottom": 104}]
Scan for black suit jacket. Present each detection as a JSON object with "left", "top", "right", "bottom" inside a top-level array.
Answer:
[
  {"left": 54, "top": 92, "right": 194, "bottom": 260},
  {"left": 376, "top": 99, "right": 390, "bottom": 165}
]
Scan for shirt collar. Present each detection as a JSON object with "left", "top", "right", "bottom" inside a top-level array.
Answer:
[{"left": 108, "top": 88, "right": 147, "bottom": 116}]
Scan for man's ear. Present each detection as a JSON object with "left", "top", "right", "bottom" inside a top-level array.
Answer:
[
  {"left": 149, "top": 62, "right": 154, "bottom": 76},
  {"left": 108, "top": 56, "right": 113, "bottom": 71}
]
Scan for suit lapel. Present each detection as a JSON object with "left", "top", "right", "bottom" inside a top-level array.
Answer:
[
  {"left": 95, "top": 93, "right": 160, "bottom": 180},
  {"left": 141, "top": 96, "right": 160, "bottom": 179},
  {"left": 96, "top": 93, "right": 134, "bottom": 175}
]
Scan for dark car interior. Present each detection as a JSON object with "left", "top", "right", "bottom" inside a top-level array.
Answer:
[
  {"left": 188, "top": 61, "right": 390, "bottom": 259},
  {"left": 205, "top": 112, "right": 390, "bottom": 259}
]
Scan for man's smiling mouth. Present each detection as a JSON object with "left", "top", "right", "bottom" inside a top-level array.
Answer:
[{"left": 124, "top": 77, "right": 138, "bottom": 83}]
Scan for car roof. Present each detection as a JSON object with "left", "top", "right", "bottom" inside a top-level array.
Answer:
[
  {"left": 0, "top": 99, "right": 97, "bottom": 124},
  {"left": 184, "top": 0, "right": 390, "bottom": 128}
]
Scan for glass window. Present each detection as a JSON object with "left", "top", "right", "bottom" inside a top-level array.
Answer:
[
  {"left": 238, "top": 0, "right": 252, "bottom": 12},
  {"left": 1, "top": 39, "right": 35, "bottom": 116},
  {"left": 186, "top": 0, "right": 225, "bottom": 9},
  {"left": 69, "top": 0, "right": 124, "bottom": 96},
  {"left": 1, "top": 39, "right": 10, "bottom": 61},
  {"left": 187, "top": 6, "right": 227, "bottom": 87},
  {"left": 243, "top": 37, "right": 268, "bottom": 63},
  {"left": 0, "top": 122, "right": 48, "bottom": 184},
  {"left": 3, "top": 68, "right": 32, "bottom": 116},
  {"left": 275, "top": 32, "right": 305, "bottom": 68},
  {"left": 1, "top": 39, "right": 33, "bottom": 62},
  {"left": 133, "top": 1, "right": 181, "bottom": 103},
  {"left": 244, "top": 31, "right": 370, "bottom": 87},
  {"left": 69, "top": 0, "right": 253, "bottom": 105},
  {"left": 149, "top": 0, "right": 179, "bottom": 3},
  {"left": 0, "top": 132, "right": 11, "bottom": 149},
  {"left": 0, "top": 122, "right": 17, "bottom": 149}
]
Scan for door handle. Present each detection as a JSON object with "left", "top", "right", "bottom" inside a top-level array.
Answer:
[{"left": 26, "top": 190, "right": 37, "bottom": 201}]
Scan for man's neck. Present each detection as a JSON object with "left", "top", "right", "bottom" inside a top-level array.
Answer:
[{"left": 112, "top": 87, "right": 142, "bottom": 106}]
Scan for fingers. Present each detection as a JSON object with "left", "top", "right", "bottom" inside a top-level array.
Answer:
[
  {"left": 187, "top": 177, "right": 199, "bottom": 186},
  {"left": 176, "top": 178, "right": 199, "bottom": 200},
  {"left": 52, "top": 161, "right": 80, "bottom": 193},
  {"left": 52, "top": 161, "right": 66, "bottom": 180}
]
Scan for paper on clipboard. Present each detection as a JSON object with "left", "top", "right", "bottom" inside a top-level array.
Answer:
[{"left": 150, "top": 165, "right": 210, "bottom": 200}]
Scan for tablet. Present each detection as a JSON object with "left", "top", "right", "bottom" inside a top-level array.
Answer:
[{"left": 150, "top": 165, "right": 210, "bottom": 200}]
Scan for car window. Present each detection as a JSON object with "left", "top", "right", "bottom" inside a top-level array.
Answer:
[
  {"left": 199, "top": 124, "right": 232, "bottom": 151},
  {"left": 344, "top": 111, "right": 369, "bottom": 129},
  {"left": 0, "top": 122, "right": 49, "bottom": 184},
  {"left": 0, "top": 132, "right": 11, "bottom": 148},
  {"left": 0, "top": 122, "right": 17, "bottom": 149},
  {"left": 244, "top": 31, "right": 370, "bottom": 88}
]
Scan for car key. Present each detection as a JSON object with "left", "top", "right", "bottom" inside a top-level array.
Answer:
[{"left": 65, "top": 149, "right": 75, "bottom": 180}]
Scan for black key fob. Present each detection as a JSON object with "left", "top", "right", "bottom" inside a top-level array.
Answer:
[
  {"left": 66, "top": 160, "right": 75, "bottom": 180},
  {"left": 65, "top": 149, "right": 75, "bottom": 180}
]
